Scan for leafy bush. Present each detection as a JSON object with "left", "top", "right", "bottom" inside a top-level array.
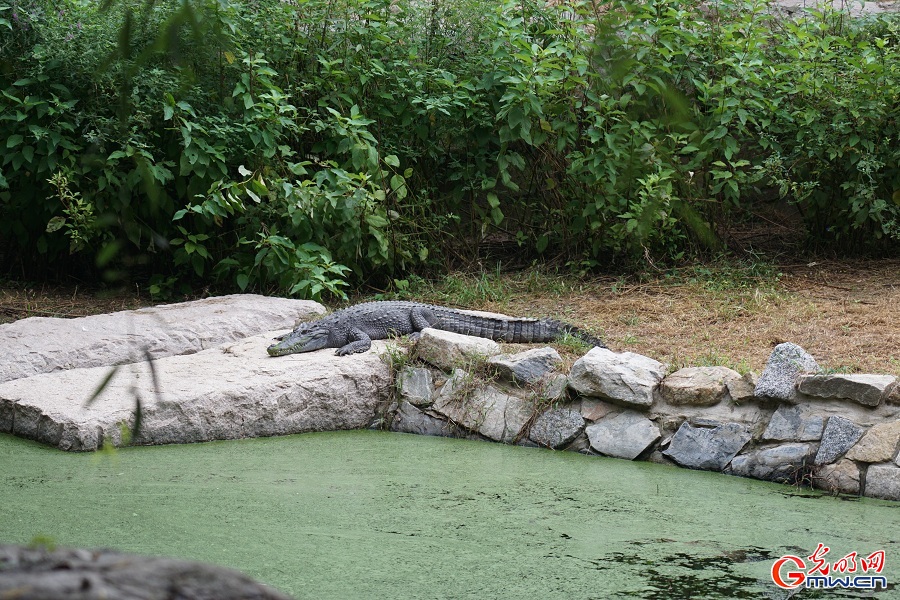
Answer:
[{"left": 1, "top": 0, "right": 897, "bottom": 296}]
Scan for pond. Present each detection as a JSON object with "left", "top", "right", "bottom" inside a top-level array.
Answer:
[{"left": 1, "top": 430, "right": 897, "bottom": 599}]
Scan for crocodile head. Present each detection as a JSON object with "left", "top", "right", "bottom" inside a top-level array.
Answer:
[{"left": 267, "top": 325, "right": 330, "bottom": 356}]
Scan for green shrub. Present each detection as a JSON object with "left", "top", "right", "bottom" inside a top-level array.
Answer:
[{"left": 1, "top": 0, "right": 897, "bottom": 295}]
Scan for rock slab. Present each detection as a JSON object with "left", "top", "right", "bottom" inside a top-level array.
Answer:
[
  {"left": 763, "top": 404, "right": 825, "bottom": 442},
  {"left": 416, "top": 328, "right": 501, "bottom": 371},
  {"left": 0, "top": 544, "right": 293, "bottom": 600},
  {"left": 0, "top": 294, "right": 325, "bottom": 384},
  {"left": 0, "top": 335, "right": 391, "bottom": 451},
  {"left": 488, "top": 347, "right": 562, "bottom": 384},
  {"left": 585, "top": 411, "right": 660, "bottom": 460},
  {"left": 754, "top": 342, "right": 819, "bottom": 402},
  {"left": 728, "top": 443, "right": 815, "bottom": 483},
  {"left": 568, "top": 348, "right": 666, "bottom": 408},
  {"left": 663, "top": 422, "right": 752, "bottom": 471},
  {"left": 798, "top": 374, "right": 897, "bottom": 407},
  {"left": 390, "top": 401, "right": 455, "bottom": 437}
]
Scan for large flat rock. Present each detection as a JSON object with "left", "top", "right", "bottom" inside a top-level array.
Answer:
[
  {"left": 0, "top": 335, "right": 391, "bottom": 451},
  {"left": 0, "top": 294, "right": 325, "bottom": 384}
]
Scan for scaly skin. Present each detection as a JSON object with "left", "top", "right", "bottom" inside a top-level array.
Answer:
[{"left": 267, "top": 301, "right": 606, "bottom": 357}]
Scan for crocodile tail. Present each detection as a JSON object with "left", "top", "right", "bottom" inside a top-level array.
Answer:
[
  {"left": 540, "top": 318, "right": 607, "bottom": 349},
  {"left": 432, "top": 308, "right": 606, "bottom": 348}
]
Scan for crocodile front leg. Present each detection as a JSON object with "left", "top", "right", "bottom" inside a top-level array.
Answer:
[
  {"left": 335, "top": 328, "right": 373, "bottom": 356},
  {"left": 410, "top": 306, "right": 439, "bottom": 331}
]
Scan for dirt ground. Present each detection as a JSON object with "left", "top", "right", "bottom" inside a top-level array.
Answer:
[
  {"left": 1, "top": 259, "right": 897, "bottom": 376},
  {"left": 493, "top": 259, "right": 900, "bottom": 376}
]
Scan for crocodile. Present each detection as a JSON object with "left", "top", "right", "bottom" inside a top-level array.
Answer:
[{"left": 266, "top": 300, "right": 606, "bottom": 357}]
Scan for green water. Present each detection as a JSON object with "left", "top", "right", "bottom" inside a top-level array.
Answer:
[{"left": 1, "top": 431, "right": 898, "bottom": 599}]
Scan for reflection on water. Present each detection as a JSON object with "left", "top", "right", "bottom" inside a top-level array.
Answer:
[{"left": 1, "top": 431, "right": 897, "bottom": 599}]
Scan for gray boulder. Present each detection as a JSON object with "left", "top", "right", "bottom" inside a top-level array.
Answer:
[
  {"left": 568, "top": 348, "right": 666, "bottom": 408},
  {"left": 416, "top": 328, "right": 501, "bottom": 371},
  {"left": 0, "top": 335, "right": 391, "bottom": 450},
  {"left": 864, "top": 464, "right": 900, "bottom": 501},
  {"left": 0, "top": 294, "right": 325, "bottom": 384},
  {"left": 397, "top": 366, "right": 434, "bottom": 406},
  {"left": 762, "top": 404, "right": 825, "bottom": 442},
  {"left": 488, "top": 347, "right": 562, "bottom": 384},
  {"left": 659, "top": 366, "right": 742, "bottom": 407},
  {"left": 814, "top": 416, "right": 865, "bottom": 465},
  {"left": 754, "top": 342, "right": 819, "bottom": 402},
  {"left": 390, "top": 401, "right": 454, "bottom": 437},
  {"left": 728, "top": 443, "right": 815, "bottom": 483},
  {"left": 432, "top": 382, "right": 532, "bottom": 443},
  {"left": 585, "top": 411, "right": 661, "bottom": 460},
  {"left": 663, "top": 422, "right": 752, "bottom": 471},
  {"left": 798, "top": 374, "right": 897, "bottom": 407},
  {"left": 0, "top": 545, "right": 294, "bottom": 600},
  {"left": 528, "top": 406, "right": 585, "bottom": 449}
]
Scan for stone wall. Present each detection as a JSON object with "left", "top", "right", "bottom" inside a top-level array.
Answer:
[
  {"left": 389, "top": 330, "right": 900, "bottom": 502},
  {"left": 1, "top": 295, "right": 897, "bottom": 503}
]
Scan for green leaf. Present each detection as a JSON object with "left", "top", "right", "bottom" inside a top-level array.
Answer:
[
  {"left": 46, "top": 216, "right": 66, "bottom": 233},
  {"left": 6, "top": 135, "right": 23, "bottom": 148},
  {"left": 384, "top": 154, "right": 400, "bottom": 168},
  {"left": 236, "top": 273, "right": 250, "bottom": 291},
  {"left": 163, "top": 104, "right": 174, "bottom": 121}
]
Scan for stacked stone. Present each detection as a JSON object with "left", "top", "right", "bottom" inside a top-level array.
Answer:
[
  {"left": 1, "top": 297, "right": 897, "bottom": 503},
  {"left": 393, "top": 332, "right": 900, "bottom": 502}
]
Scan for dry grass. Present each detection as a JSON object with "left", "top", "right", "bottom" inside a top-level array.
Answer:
[
  {"left": 400, "top": 259, "right": 900, "bottom": 377},
  {"left": 1, "top": 258, "right": 898, "bottom": 376}
]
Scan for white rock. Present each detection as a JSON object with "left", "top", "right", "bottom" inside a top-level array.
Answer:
[
  {"left": 568, "top": 348, "right": 666, "bottom": 408},
  {"left": 0, "top": 295, "right": 325, "bottom": 384},
  {"left": 0, "top": 335, "right": 391, "bottom": 451},
  {"left": 416, "top": 328, "right": 501, "bottom": 371}
]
